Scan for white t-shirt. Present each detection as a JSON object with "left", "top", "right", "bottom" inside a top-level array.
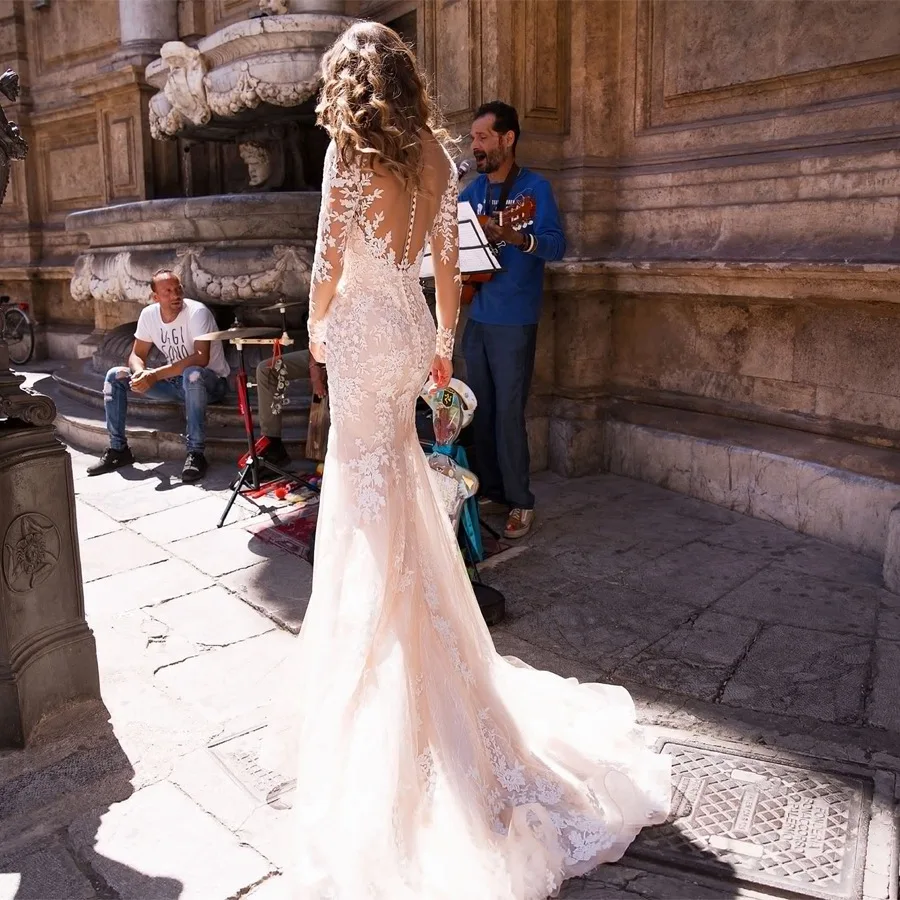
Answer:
[{"left": 134, "top": 299, "right": 230, "bottom": 378}]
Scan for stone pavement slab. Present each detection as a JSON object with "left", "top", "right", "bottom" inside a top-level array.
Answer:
[
  {"left": 83, "top": 558, "right": 215, "bottom": 617},
  {"left": 168, "top": 526, "right": 287, "bottom": 578},
  {"left": 2, "top": 457, "right": 898, "bottom": 900},
  {"left": 614, "top": 610, "right": 761, "bottom": 701},
  {"left": 877, "top": 593, "right": 900, "bottom": 641},
  {"left": 67, "top": 781, "right": 273, "bottom": 899},
  {"left": 869, "top": 640, "right": 900, "bottom": 733},
  {"left": 74, "top": 502, "right": 121, "bottom": 540},
  {"left": 153, "top": 630, "right": 294, "bottom": 723},
  {"left": 150, "top": 584, "right": 275, "bottom": 647},
  {"left": 74, "top": 469, "right": 209, "bottom": 520},
  {"left": 619, "top": 539, "right": 770, "bottom": 608},
  {"left": 718, "top": 625, "right": 871, "bottom": 723},
  {"left": 79, "top": 529, "right": 170, "bottom": 582},
  {"left": 219, "top": 553, "right": 314, "bottom": 633},
  {"left": 775, "top": 538, "right": 884, "bottom": 587},
  {"left": 0, "top": 841, "right": 96, "bottom": 900},
  {"left": 506, "top": 586, "right": 699, "bottom": 673},
  {"left": 128, "top": 493, "right": 258, "bottom": 544},
  {"left": 712, "top": 564, "right": 882, "bottom": 636}
]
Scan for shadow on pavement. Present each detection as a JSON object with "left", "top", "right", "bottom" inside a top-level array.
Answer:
[{"left": 0, "top": 701, "right": 183, "bottom": 899}]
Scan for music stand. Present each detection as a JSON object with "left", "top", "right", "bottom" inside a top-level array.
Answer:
[{"left": 419, "top": 201, "right": 501, "bottom": 280}]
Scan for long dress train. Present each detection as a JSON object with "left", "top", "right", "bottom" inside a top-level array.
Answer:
[{"left": 282, "top": 138, "right": 670, "bottom": 899}]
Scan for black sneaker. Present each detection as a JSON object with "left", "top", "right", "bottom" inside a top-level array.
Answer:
[
  {"left": 86, "top": 446, "right": 135, "bottom": 476},
  {"left": 181, "top": 451, "right": 208, "bottom": 483}
]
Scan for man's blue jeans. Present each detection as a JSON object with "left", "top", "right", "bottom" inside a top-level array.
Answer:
[
  {"left": 103, "top": 366, "right": 228, "bottom": 454},
  {"left": 461, "top": 321, "right": 538, "bottom": 510}
]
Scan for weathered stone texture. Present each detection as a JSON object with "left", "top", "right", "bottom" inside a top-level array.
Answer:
[{"left": 4, "top": 0, "right": 900, "bottom": 513}]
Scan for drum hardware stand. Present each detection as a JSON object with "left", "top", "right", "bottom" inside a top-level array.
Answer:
[{"left": 200, "top": 310, "right": 319, "bottom": 529}]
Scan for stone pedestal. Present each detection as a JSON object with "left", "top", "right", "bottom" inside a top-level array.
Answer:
[
  {"left": 0, "top": 339, "right": 101, "bottom": 745},
  {"left": 0, "top": 420, "right": 101, "bottom": 747}
]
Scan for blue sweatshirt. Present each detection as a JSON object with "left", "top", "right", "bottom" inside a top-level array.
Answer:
[{"left": 460, "top": 167, "right": 566, "bottom": 326}]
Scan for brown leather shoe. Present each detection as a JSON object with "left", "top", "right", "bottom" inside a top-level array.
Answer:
[{"left": 504, "top": 508, "right": 535, "bottom": 539}]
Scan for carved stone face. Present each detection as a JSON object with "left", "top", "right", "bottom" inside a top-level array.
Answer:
[
  {"left": 258, "top": 0, "right": 288, "bottom": 15},
  {"left": 239, "top": 142, "right": 271, "bottom": 187}
]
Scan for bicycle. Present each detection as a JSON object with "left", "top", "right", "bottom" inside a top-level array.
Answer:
[{"left": 0, "top": 294, "right": 35, "bottom": 366}]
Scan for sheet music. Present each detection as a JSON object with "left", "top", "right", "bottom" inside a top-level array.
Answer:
[{"left": 420, "top": 201, "right": 501, "bottom": 280}]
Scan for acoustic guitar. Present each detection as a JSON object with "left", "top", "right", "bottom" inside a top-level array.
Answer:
[{"left": 462, "top": 194, "right": 537, "bottom": 304}]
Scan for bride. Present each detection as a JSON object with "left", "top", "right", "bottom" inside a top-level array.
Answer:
[{"left": 287, "top": 21, "right": 670, "bottom": 899}]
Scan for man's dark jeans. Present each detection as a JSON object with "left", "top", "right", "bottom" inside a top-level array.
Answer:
[{"left": 462, "top": 320, "right": 537, "bottom": 511}]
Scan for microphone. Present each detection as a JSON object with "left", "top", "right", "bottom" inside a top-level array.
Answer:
[{"left": 456, "top": 158, "right": 473, "bottom": 179}]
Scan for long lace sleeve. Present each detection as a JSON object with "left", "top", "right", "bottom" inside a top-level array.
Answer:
[
  {"left": 431, "top": 157, "right": 461, "bottom": 359},
  {"left": 308, "top": 141, "right": 359, "bottom": 345}
]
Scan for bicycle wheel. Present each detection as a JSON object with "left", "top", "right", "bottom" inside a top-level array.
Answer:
[{"left": 4, "top": 307, "right": 34, "bottom": 366}]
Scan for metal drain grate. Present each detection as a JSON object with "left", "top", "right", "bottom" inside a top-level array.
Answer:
[{"left": 627, "top": 740, "right": 872, "bottom": 900}]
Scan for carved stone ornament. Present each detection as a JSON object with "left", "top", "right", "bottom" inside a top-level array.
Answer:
[
  {"left": 0, "top": 69, "right": 54, "bottom": 430},
  {"left": 0, "top": 334, "right": 57, "bottom": 425},
  {"left": 239, "top": 141, "right": 272, "bottom": 187},
  {"left": 149, "top": 42, "right": 210, "bottom": 140},
  {"left": 178, "top": 245, "right": 310, "bottom": 302},
  {"left": 259, "top": 0, "right": 289, "bottom": 14},
  {"left": 205, "top": 64, "right": 319, "bottom": 118},
  {"left": 70, "top": 245, "right": 311, "bottom": 306},
  {"left": 0, "top": 69, "right": 28, "bottom": 210},
  {"left": 144, "top": 14, "right": 356, "bottom": 139},
  {"left": 2, "top": 513, "right": 61, "bottom": 594}
]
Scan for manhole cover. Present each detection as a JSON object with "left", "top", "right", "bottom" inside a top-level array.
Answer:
[
  {"left": 208, "top": 726, "right": 294, "bottom": 807},
  {"left": 628, "top": 741, "right": 873, "bottom": 900}
]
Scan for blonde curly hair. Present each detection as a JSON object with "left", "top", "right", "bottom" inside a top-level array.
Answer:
[{"left": 317, "top": 22, "right": 450, "bottom": 190}]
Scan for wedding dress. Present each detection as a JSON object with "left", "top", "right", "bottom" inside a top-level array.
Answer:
[{"left": 283, "top": 137, "right": 670, "bottom": 899}]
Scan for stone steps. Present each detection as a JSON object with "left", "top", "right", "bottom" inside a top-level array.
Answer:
[
  {"left": 34, "top": 369, "right": 312, "bottom": 465},
  {"left": 54, "top": 359, "right": 311, "bottom": 426},
  {"left": 603, "top": 399, "right": 900, "bottom": 564}
]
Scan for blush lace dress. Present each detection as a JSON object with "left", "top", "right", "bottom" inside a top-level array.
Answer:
[{"left": 281, "top": 137, "right": 670, "bottom": 899}]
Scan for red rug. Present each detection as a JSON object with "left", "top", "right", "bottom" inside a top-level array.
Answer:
[
  {"left": 249, "top": 504, "right": 510, "bottom": 565},
  {"left": 248, "top": 506, "right": 318, "bottom": 562}
]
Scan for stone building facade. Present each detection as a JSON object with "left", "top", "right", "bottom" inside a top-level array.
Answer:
[{"left": 2, "top": 0, "right": 900, "bottom": 561}]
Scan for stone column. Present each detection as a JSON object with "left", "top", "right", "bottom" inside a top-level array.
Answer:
[{"left": 116, "top": 0, "right": 179, "bottom": 67}]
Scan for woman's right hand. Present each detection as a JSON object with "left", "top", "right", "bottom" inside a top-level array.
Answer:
[
  {"left": 310, "top": 341, "right": 327, "bottom": 364},
  {"left": 430, "top": 355, "right": 452, "bottom": 388}
]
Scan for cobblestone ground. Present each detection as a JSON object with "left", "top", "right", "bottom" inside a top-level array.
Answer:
[{"left": 0, "top": 450, "right": 897, "bottom": 899}]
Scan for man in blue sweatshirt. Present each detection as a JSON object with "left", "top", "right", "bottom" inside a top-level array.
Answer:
[{"left": 459, "top": 101, "right": 566, "bottom": 539}]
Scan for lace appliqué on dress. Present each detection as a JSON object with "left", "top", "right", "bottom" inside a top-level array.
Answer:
[
  {"left": 436, "top": 325, "right": 455, "bottom": 359},
  {"left": 307, "top": 142, "right": 364, "bottom": 346},
  {"left": 475, "top": 708, "right": 616, "bottom": 869}
]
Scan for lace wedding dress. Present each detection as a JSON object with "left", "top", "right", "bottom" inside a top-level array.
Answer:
[{"left": 283, "top": 137, "right": 670, "bottom": 899}]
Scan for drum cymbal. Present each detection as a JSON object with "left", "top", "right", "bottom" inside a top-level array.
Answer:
[
  {"left": 259, "top": 299, "right": 306, "bottom": 312},
  {"left": 196, "top": 326, "right": 281, "bottom": 341}
]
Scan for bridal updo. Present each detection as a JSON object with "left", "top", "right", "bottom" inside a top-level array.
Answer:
[{"left": 317, "top": 21, "right": 449, "bottom": 190}]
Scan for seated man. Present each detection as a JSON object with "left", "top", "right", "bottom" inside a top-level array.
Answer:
[
  {"left": 255, "top": 349, "right": 327, "bottom": 469},
  {"left": 87, "top": 270, "right": 230, "bottom": 482}
]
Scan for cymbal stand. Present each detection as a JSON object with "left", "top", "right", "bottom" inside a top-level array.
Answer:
[{"left": 217, "top": 336, "right": 318, "bottom": 529}]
